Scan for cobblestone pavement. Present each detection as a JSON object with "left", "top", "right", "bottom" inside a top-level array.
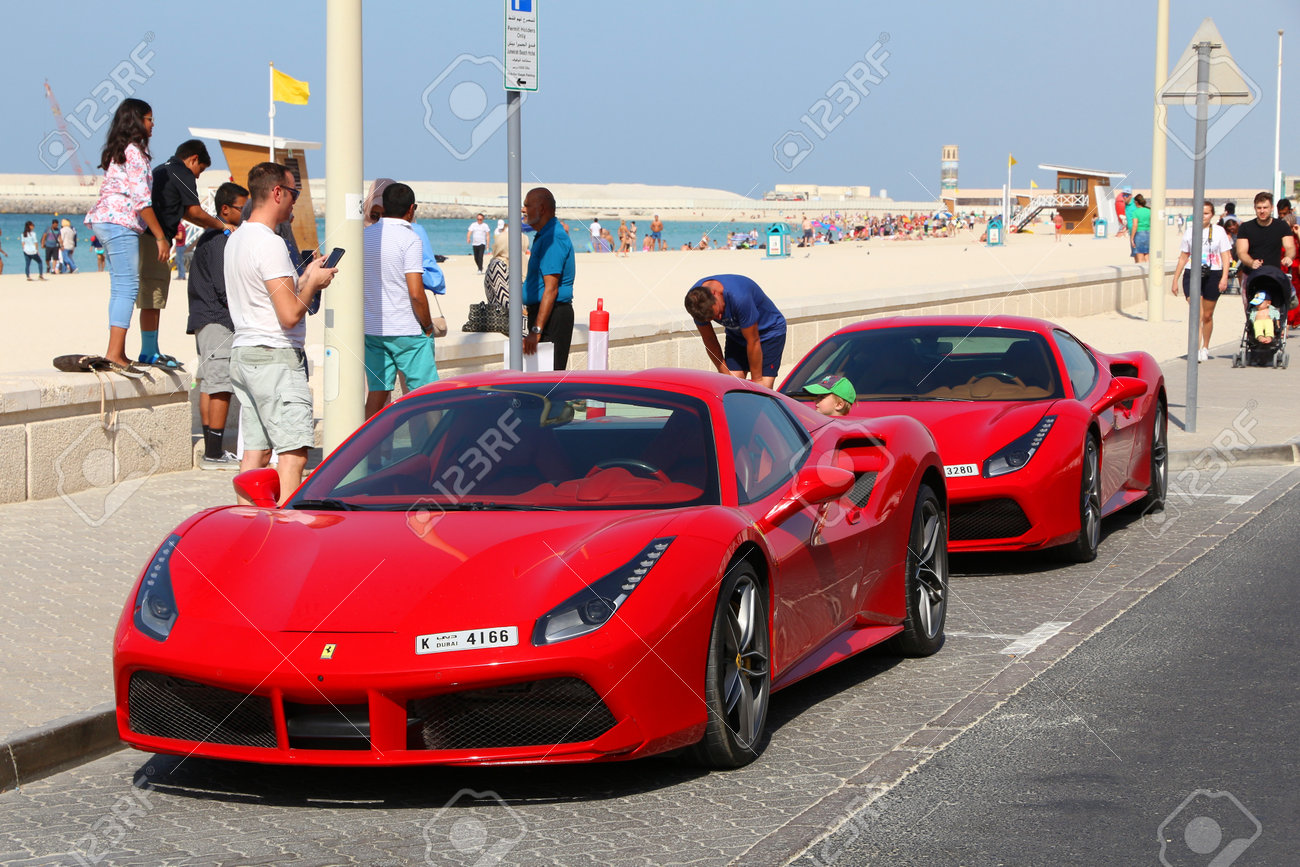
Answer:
[
  {"left": 0, "top": 471, "right": 235, "bottom": 738},
  {"left": 1, "top": 465, "right": 1292, "bottom": 866}
]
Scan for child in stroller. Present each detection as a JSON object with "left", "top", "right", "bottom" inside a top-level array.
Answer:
[{"left": 1232, "top": 266, "right": 1292, "bottom": 368}]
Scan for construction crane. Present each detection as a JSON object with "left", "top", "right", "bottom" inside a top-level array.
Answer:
[{"left": 42, "top": 79, "right": 97, "bottom": 185}]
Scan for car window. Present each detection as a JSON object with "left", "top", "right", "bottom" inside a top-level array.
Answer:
[
  {"left": 293, "top": 385, "right": 719, "bottom": 510},
  {"left": 781, "top": 325, "right": 1063, "bottom": 402},
  {"left": 1052, "top": 330, "right": 1100, "bottom": 397},
  {"left": 723, "top": 392, "right": 810, "bottom": 504}
]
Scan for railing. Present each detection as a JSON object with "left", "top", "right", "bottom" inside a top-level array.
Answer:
[{"left": 1010, "top": 193, "right": 1090, "bottom": 231}]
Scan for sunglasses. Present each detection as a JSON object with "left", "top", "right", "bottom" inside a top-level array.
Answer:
[{"left": 279, "top": 184, "right": 301, "bottom": 202}]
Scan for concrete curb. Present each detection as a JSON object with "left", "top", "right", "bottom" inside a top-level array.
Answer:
[
  {"left": 1169, "top": 443, "right": 1300, "bottom": 471},
  {"left": 0, "top": 704, "right": 121, "bottom": 794}
]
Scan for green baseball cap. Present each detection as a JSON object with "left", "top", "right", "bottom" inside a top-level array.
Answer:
[{"left": 805, "top": 374, "right": 856, "bottom": 405}]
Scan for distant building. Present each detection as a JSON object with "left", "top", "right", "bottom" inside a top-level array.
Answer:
[{"left": 940, "top": 145, "right": 958, "bottom": 206}]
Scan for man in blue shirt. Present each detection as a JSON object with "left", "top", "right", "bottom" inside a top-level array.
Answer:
[
  {"left": 685, "top": 273, "right": 787, "bottom": 387},
  {"left": 522, "top": 187, "right": 576, "bottom": 369}
]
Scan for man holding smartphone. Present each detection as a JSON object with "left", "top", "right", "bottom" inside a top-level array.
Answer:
[{"left": 226, "top": 162, "right": 336, "bottom": 504}]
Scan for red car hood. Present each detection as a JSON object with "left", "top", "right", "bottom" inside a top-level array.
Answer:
[
  {"left": 849, "top": 399, "right": 1061, "bottom": 464},
  {"left": 170, "top": 506, "right": 684, "bottom": 633}
]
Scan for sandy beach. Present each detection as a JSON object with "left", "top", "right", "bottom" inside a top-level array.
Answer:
[{"left": 1, "top": 224, "right": 1236, "bottom": 379}]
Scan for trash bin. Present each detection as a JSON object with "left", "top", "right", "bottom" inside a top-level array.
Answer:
[
  {"left": 765, "top": 223, "right": 792, "bottom": 258},
  {"left": 986, "top": 216, "right": 1004, "bottom": 247},
  {"left": 1094, "top": 218, "right": 1108, "bottom": 239}
]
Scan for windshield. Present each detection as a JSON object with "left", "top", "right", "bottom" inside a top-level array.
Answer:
[
  {"left": 291, "top": 384, "right": 720, "bottom": 511},
  {"left": 782, "top": 325, "right": 1064, "bottom": 402}
]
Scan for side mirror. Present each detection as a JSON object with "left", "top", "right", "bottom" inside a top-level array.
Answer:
[
  {"left": 757, "top": 466, "right": 855, "bottom": 533},
  {"left": 233, "top": 468, "right": 281, "bottom": 508},
  {"left": 1091, "top": 375, "right": 1147, "bottom": 414}
]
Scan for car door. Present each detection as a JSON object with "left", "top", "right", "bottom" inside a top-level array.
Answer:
[
  {"left": 1053, "top": 330, "right": 1134, "bottom": 506},
  {"left": 723, "top": 392, "right": 863, "bottom": 672}
]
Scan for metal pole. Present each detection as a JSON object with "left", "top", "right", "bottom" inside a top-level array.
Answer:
[
  {"left": 1147, "top": 0, "right": 1170, "bottom": 323},
  {"left": 1275, "top": 30, "right": 1284, "bottom": 202},
  {"left": 1185, "top": 41, "right": 1213, "bottom": 435},
  {"left": 507, "top": 90, "right": 523, "bottom": 370},
  {"left": 322, "top": 0, "right": 365, "bottom": 451},
  {"left": 268, "top": 62, "right": 276, "bottom": 162}
]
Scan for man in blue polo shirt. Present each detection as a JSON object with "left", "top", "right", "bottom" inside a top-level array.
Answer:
[
  {"left": 522, "top": 186, "right": 576, "bottom": 369},
  {"left": 684, "top": 273, "right": 787, "bottom": 387}
]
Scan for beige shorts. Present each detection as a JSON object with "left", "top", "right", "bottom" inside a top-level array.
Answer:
[
  {"left": 230, "top": 346, "right": 314, "bottom": 454},
  {"left": 137, "top": 232, "right": 171, "bottom": 309},
  {"left": 194, "top": 323, "right": 233, "bottom": 394}
]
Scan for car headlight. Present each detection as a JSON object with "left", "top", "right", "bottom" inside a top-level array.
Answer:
[
  {"left": 983, "top": 416, "right": 1056, "bottom": 477},
  {"left": 532, "top": 538, "right": 674, "bottom": 645},
  {"left": 134, "top": 534, "right": 181, "bottom": 642}
]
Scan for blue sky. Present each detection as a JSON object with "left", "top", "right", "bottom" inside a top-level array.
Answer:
[{"left": 5, "top": 0, "right": 1297, "bottom": 198}]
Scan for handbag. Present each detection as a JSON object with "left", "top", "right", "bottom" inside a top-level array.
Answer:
[
  {"left": 430, "top": 294, "right": 448, "bottom": 338},
  {"left": 462, "top": 302, "right": 513, "bottom": 335}
]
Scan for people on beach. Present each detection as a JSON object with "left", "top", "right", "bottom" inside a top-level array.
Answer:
[
  {"left": 1170, "top": 200, "right": 1232, "bottom": 363},
  {"left": 41, "top": 220, "right": 60, "bottom": 273},
  {"left": 522, "top": 187, "right": 576, "bottom": 370},
  {"left": 20, "top": 222, "right": 43, "bottom": 280},
  {"left": 58, "top": 219, "right": 77, "bottom": 273},
  {"left": 806, "top": 373, "right": 857, "bottom": 416},
  {"left": 143, "top": 139, "right": 231, "bottom": 369},
  {"left": 801, "top": 215, "right": 813, "bottom": 248},
  {"left": 684, "top": 273, "right": 788, "bottom": 388},
  {"left": 226, "top": 161, "right": 336, "bottom": 503},
  {"left": 589, "top": 217, "right": 603, "bottom": 253},
  {"left": 1053, "top": 211, "right": 1064, "bottom": 242},
  {"left": 650, "top": 214, "right": 664, "bottom": 251},
  {"left": 467, "top": 213, "right": 490, "bottom": 274},
  {"left": 1128, "top": 194, "right": 1151, "bottom": 263},
  {"left": 484, "top": 218, "right": 529, "bottom": 307},
  {"left": 187, "top": 181, "right": 248, "bottom": 469},
  {"left": 364, "top": 182, "right": 440, "bottom": 419},
  {"left": 91, "top": 234, "right": 105, "bottom": 272},
  {"left": 617, "top": 219, "right": 630, "bottom": 256},
  {"left": 84, "top": 97, "right": 169, "bottom": 374}
]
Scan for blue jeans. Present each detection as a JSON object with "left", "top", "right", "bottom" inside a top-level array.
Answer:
[
  {"left": 23, "top": 253, "right": 43, "bottom": 277},
  {"left": 60, "top": 249, "right": 77, "bottom": 273},
  {"left": 93, "top": 222, "right": 141, "bottom": 329}
]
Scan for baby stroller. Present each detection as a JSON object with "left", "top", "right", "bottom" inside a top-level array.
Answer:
[{"left": 1232, "top": 266, "right": 1292, "bottom": 369}]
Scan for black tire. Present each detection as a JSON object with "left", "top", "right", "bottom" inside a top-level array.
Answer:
[
  {"left": 1141, "top": 400, "right": 1168, "bottom": 513},
  {"left": 1060, "top": 436, "right": 1101, "bottom": 563},
  {"left": 890, "top": 483, "right": 948, "bottom": 657},
  {"left": 690, "top": 560, "right": 771, "bottom": 769}
]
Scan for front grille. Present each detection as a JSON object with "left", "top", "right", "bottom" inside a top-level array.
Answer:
[
  {"left": 847, "top": 471, "right": 877, "bottom": 508},
  {"left": 950, "top": 498, "right": 1032, "bottom": 541},
  {"left": 408, "top": 678, "right": 616, "bottom": 750},
  {"left": 128, "top": 671, "right": 276, "bottom": 748},
  {"left": 285, "top": 702, "right": 370, "bottom": 751}
]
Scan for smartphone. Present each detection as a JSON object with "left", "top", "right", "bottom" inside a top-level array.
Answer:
[
  {"left": 296, "top": 249, "right": 316, "bottom": 276},
  {"left": 322, "top": 247, "right": 346, "bottom": 268}
]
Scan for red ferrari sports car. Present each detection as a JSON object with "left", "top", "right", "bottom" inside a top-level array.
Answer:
[
  {"left": 114, "top": 369, "right": 948, "bottom": 769},
  {"left": 781, "top": 316, "right": 1167, "bottom": 560}
]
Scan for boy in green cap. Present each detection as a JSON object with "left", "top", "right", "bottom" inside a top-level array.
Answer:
[{"left": 806, "top": 373, "right": 857, "bottom": 417}]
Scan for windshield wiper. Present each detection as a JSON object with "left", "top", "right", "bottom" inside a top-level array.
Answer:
[
  {"left": 290, "top": 498, "right": 365, "bottom": 511},
  {"left": 425, "top": 501, "right": 564, "bottom": 512}
]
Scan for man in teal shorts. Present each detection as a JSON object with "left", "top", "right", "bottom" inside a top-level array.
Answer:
[{"left": 363, "top": 182, "right": 440, "bottom": 418}]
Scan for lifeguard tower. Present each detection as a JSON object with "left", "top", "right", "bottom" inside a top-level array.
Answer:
[
  {"left": 1010, "top": 165, "right": 1125, "bottom": 235},
  {"left": 188, "top": 127, "right": 321, "bottom": 254}
]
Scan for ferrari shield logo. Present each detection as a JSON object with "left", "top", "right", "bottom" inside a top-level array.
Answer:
[{"left": 320, "top": 643, "right": 336, "bottom": 660}]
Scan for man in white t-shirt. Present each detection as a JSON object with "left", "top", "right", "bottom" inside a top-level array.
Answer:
[
  {"left": 226, "top": 161, "right": 336, "bottom": 503},
  {"left": 466, "top": 213, "right": 490, "bottom": 274},
  {"left": 589, "top": 218, "right": 602, "bottom": 252},
  {"left": 364, "top": 182, "right": 438, "bottom": 419}
]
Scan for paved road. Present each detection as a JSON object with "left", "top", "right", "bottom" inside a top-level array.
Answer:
[
  {"left": 1, "top": 465, "right": 1293, "bottom": 866},
  {"left": 794, "top": 485, "right": 1300, "bottom": 867}
]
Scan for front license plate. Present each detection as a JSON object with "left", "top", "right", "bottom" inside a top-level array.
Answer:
[
  {"left": 416, "top": 627, "right": 519, "bottom": 655},
  {"left": 944, "top": 463, "right": 980, "bottom": 478}
]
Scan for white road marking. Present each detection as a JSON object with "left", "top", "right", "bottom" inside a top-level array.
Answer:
[
  {"left": 947, "top": 631, "right": 1023, "bottom": 640},
  {"left": 1000, "top": 621, "right": 1071, "bottom": 655}
]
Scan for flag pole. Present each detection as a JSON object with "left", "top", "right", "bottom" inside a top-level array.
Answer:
[{"left": 268, "top": 61, "right": 276, "bottom": 162}]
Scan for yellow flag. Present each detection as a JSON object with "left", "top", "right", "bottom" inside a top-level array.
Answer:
[
  {"left": 1008, "top": 154, "right": 1018, "bottom": 167},
  {"left": 272, "top": 68, "right": 310, "bottom": 105},
  {"left": 1030, "top": 179, "right": 1039, "bottom": 189}
]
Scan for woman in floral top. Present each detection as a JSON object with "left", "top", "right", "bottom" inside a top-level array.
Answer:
[{"left": 85, "top": 98, "right": 169, "bottom": 373}]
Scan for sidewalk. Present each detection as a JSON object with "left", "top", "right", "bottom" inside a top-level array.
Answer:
[{"left": 3, "top": 325, "right": 1298, "bottom": 792}]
